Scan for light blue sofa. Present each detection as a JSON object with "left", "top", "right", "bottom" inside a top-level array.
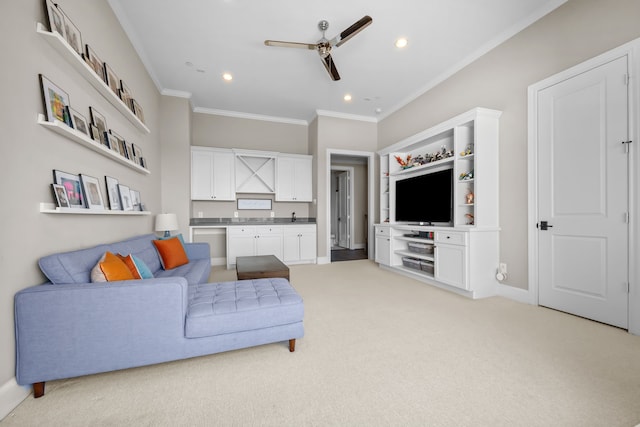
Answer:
[{"left": 14, "top": 234, "right": 304, "bottom": 398}]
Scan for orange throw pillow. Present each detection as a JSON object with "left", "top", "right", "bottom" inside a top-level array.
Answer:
[
  {"left": 152, "top": 237, "right": 189, "bottom": 270},
  {"left": 116, "top": 254, "right": 143, "bottom": 280},
  {"left": 100, "top": 251, "right": 135, "bottom": 281}
]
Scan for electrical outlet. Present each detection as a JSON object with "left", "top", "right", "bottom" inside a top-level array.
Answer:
[
  {"left": 499, "top": 263, "right": 507, "bottom": 274},
  {"left": 197, "top": 211, "right": 203, "bottom": 218},
  {"left": 270, "top": 211, "right": 275, "bottom": 218},
  {"left": 234, "top": 211, "right": 238, "bottom": 218}
]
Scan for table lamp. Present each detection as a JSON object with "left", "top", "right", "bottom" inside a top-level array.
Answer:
[{"left": 155, "top": 213, "right": 178, "bottom": 238}]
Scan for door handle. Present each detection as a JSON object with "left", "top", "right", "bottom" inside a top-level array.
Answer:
[{"left": 538, "top": 221, "right": 553, "bottom": 231}]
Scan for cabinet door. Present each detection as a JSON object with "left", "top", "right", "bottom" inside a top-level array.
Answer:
[
  {"left": 191, "top": 150, "right": 214, "bottom": 200},
  {"left": 282, "top": 232, "right": 300, "bottom": 262},
  {"left": 227, "top": 227, "right": 256, "bottom": 265},
  {"left": 255, "top": 226, "right": 283, "bottom": 259},
  {"left": 276, "top": 155, "right": 312, "bottom": 202},
  {"left": 292, "top": 156, "right": 312, "bottom": 201},
  {"left": 375, "top": 236, "right": 391, "bottom": 266},
  {"left": 434, "top": 244, "right": 467, "bottom": 290},
  {"left": 212, "top": 151, "right": 236, "bottom": 200},
  {"left": 298, "top": 228, "right": 316, "bottom": 261}
]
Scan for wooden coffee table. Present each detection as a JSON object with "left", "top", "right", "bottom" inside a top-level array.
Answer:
[{"left": 236, "top": 255, "right": 290, "bottom": 281}]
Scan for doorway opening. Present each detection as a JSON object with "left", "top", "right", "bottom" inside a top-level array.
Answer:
[{"left": 327, "top": 150, "right": 374, "bottom": 263}]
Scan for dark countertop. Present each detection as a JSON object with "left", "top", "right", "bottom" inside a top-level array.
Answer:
[{"left": 190, "top": 217, "right": 316, "bottom": 226}]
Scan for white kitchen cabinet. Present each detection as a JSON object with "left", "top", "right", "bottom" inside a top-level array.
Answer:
[
  {"left": 191, "top": 147, "right": 235, "bottom": 201},
  {"left": 234, "top": 149, "right": 277, "bottom": 194},
  {"left": 276, "top": 154, "right": 312, "bottom": 202},
  {"left": 283, "top": 225, "right": 317, "bottom": 264}
]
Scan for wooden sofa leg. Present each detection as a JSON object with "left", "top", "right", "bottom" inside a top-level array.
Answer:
[
  {"left": 33, "top": 382, "right": 45, "bottom": 398},
  {"left": 289, "top": 339, "right": 296, "bottom": 352}
]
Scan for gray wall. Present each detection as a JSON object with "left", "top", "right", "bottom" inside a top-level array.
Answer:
[
  {"left": 0, "top": 0, "right": 161, "bottom": 404},
  {"left": 378, "top": 0, "right": 640, "bottom": 289}
]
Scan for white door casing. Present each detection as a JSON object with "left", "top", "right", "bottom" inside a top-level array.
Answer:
[
  {"left": 529, "top": 43, "right": 639, "bottom": 331},
  {"left": 337, "top": 170, "right": 350, "bottom": 249}
]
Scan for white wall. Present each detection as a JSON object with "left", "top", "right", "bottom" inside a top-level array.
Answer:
[
  {"left": 378, "top": 0, "right": 640, "bottom": 290},
  {"left": 0, "top": 0, "right": 161, "bottom": 410}
]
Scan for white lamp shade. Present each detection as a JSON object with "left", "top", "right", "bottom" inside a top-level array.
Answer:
[{"left": 155, "top": 213, "right": 178, "bottom": 232}]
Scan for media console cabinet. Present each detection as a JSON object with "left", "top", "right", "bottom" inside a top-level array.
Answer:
[{"left": 375, "top": 108, "right": 501, "bottom": 298}]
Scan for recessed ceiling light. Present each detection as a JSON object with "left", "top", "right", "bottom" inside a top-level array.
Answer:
[
  {"left": 222, "top": 73, "right": 233, "bottom": 81},
  {"left": 343, "top": 94, "right": 352, "bottom": 102},
  {"left": 395, "top": 38, "right": 408, "bottom": 48}
]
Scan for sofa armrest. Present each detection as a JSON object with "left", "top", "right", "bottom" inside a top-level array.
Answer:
[
  {"left": 184, "top": 242, "right": 210, "bottom": 261},
  {"left": 15, "top": 277, "right": 189, "bottom": 385}
]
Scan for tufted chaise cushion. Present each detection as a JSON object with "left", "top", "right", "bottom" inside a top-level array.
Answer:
[{"left": 185, "top": 278, "right": 304, "bottom": 338}]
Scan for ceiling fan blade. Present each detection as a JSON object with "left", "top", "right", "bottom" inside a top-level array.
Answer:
[
  {"left": 331, "top": 15, "right": 373, "bottom": 47},
  {"left": 320, "top": 54, "right": 341, "bottom": 81},
  {"left": 264, "top": 40, "right": 316, "bottom": 50}
]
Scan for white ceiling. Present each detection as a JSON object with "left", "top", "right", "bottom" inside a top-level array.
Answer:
[{"left": 108, "top": 0, "right": 566, "bottom": 124}]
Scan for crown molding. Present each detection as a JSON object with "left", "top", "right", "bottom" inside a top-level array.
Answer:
[
  {"left": 315, "top": 110, "right": 378, "bottom": 123},
  {"left": 192, "top": 107, "right": 308, "bottom": 126},
  {"left": 161, "top": 89, "right": 192, "bottom": 99}
]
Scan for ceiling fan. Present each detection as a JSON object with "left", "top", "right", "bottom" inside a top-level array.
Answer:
[{"left": 264, "top": 15, "right": 373, "bottom": 81}]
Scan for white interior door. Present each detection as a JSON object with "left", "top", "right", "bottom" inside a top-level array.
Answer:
[
  {"left": 537, "top": 55, "right": 629, "bottom": 328},
  {"left": 338, "top": 171, "right": 350, "bottom": 248}
]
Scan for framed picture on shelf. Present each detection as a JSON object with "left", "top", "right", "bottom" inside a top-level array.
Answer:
[
  {"left": 103, "top": 63, "right": 120, "bottom": 95},
  {"left": 53, "top": 169, "right": 84, "bottom": 208},
  {"left": 85, "top": 44, "right": 105, "bottom": 81},
  {"left": 89, "top": 107, "right": 107, "bottom": 145},
  {"left": 131, "top": 99, "right": 145, "bottom": 123},
  {"left": 45, "top": 0, "right": 65, "bottom": 38},
  {"left": 39, "top": 74, "right": 70, "bottom": 125},
  {"left": 105, "top": 176, "right": 121, "bottom": 210},
  {"left": 119, "top": 80, "right": 133, "bottom": 109},
  {"left": 89, "top": 123, "right": 101, "bottom": 143},
  {"left": 125, "top": 141, "right": 134, "bottom": 161},
  {"left": 118, "top": 184, "right": 133, "bottom": 211},
  {"left": 130, "top": 143, "right": 139, "bottom": 164},
  {"left": 51, "top": 183, "right": 70, "bottom": 208},
  {"left": 130, "top": 189, "right": 141, "bottom": 211},
  {"left": 58, "top": 6, "right": 83, "bottom": 57},
  {"left": 68, "top": 107, "right": 89, "bottom": 135},
  {"left": 79, "top": 174, "right": 105, "bottom": 210}
]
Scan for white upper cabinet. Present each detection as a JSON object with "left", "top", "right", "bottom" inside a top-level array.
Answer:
[
  {"left": 276, "top": 154, "right": 312, "bottom": 202},
  {"left": 234, "top": 149, "right": 277, "bottom": 194},
  {"left": 191, "top": 147, "right": 235, "bottom": 201}
]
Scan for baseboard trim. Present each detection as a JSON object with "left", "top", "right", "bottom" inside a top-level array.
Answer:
[
  {"left": 0, "top": 377, "right": 30, "bottom": 421},
  {"left": 317, "top": 256, "right": 330, "bottom": 265},
  {"left": 210, "top": 257, "right": 226, "bottom": 266},
  {"left": 496, "top": 283, "right": 533, "bottom": 304}
]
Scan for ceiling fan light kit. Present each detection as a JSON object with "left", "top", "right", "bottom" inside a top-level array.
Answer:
[{"left": 264, "top": 15, "right": 372, "bottom": 81}]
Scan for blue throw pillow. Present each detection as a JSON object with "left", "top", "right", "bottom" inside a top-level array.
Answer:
[{"left": 132, "top": 255, "right": 154, "bottom": 279}]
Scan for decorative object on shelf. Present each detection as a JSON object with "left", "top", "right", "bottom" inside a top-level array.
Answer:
[
  {"left": 45, "top": 0, "right": 65, "bottom": 39},
  {"left": 118, "top": 184, "right": 133, "bottom": 211},
  {"left": 39, "top": 74, "right": 70, "bottom": 125},
  {"left": 105, "top": 176, "right": 121, "bottom": 210},
  {"left": 51, "top": 183, "right": 70, "bottom": 208},
  {"left": 119, "top": 80, "right": 133, "bottom": 111},
  {"left": 465, "top": 213, "right": 475, "bottom": 225},
  {"left": 131, "top": 99, "right": 145, "bottom": 124},
  {"left": 155, "top": 213, "right": 179, "bottom": 238},
  {"left": 395, "top": 154, "right": 413, "bottom": 169},
  {"left": 57, "top": 6, "right": 83, "bottom": 57},
  {"left": 79, "top": 174, "right": 105, "bottom": 210},
  {"left": 460, "top": 144, "right": 474, "bottom": 157},
  {"left": 68, "top": 107, "right": 89, "bottom": 135},
  {"left": 53, "top": 169, "right": 84, "bottom": 207},
  {"left": 459, "top": 169, "right": 474, "bottom": 181},
  {"left": 85, "top": 44, "right": 105, "bottom": 81},
  {"left": 465, "top": 190, "right": 474, "bottom": 204}
]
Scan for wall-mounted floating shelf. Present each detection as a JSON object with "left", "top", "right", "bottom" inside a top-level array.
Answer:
[
  {"left": 36, "top": 22, "right": 150, "bottom": 134},
  {"left": 39, "top": 202, "right": 150, "bottom": 215},
  {"left": 37, "top": 114, "right": 150, "bottom": 175}
]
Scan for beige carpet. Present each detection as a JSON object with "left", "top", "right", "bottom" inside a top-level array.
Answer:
[{"left": 3, "top": 260, "right": 640, "bottom": 426}]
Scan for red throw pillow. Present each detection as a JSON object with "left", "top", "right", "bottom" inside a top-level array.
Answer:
[{"left": 152, "top": 237, "right": 189, "bottom": 270}]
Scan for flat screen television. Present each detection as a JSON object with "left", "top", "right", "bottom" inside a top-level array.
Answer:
[{"left": 395, "top": 168, "right": 453, "bottom": 225}]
